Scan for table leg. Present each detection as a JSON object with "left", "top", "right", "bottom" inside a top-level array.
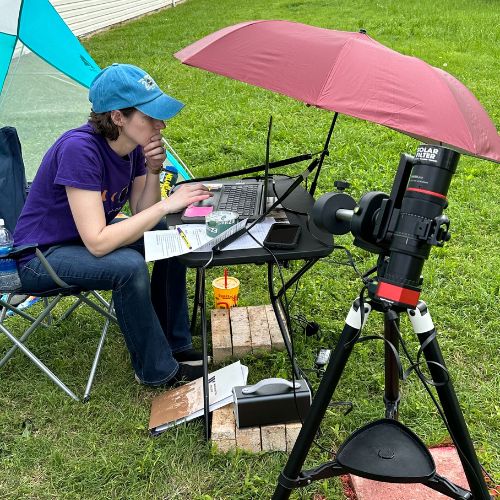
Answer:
[
  {"left": 190, "top": 268, "right": 202, "bottom": 335},
  {"left": 199, "top": 268, "right": 210, "bottom": 441}
]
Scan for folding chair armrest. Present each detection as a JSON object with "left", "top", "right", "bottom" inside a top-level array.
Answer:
[
  {"left": 6, "top": 243, "right": 38, "bottom": 258},
  {"left": 2, "top": 245, "right": 74, "bottom": 292},
  {"left": 35, "top": 248, "right": 72, "bottom": 289}
]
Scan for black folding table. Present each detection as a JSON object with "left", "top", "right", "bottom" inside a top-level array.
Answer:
[{"left": 166, "top": 176, "right": 334, "bottom": 439}]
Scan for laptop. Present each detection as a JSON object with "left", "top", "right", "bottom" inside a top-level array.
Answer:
[{"left": 180, "top": 118, "right": 272, "bottom": 224}]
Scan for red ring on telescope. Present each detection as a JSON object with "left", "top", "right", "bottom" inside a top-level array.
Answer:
[{"left": 406, "top": 187, "right": 447, "bottom": 200}]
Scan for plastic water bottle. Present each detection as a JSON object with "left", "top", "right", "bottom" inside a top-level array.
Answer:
[
  {"left": 0, "top": 219, "right": 22, "bottom": 290},
  {"left": 159, "top": 165, "right": 178, "bottom": 199}
]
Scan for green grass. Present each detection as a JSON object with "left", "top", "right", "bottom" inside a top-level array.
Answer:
[{"left": 1, "top": 0, "right": 499, "bottom": 498}]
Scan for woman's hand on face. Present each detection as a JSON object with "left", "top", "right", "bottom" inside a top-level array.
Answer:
[
  {"left": 163, "top": 183, "right": 213, "bottom": 214},
  {"left": 143, "top": 134, "right": 166, "bottom": 174}
]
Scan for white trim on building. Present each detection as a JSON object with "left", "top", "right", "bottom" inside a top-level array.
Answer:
[{"left": 50, "top": 0, "right": 182, "bottom": 37}]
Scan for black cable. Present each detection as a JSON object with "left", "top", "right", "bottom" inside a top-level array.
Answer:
[
  {"left": 201, "top": 225, "right": 315, "bottom": 418},
  {"left": 260, "top": 238, "right": 351, "bottom": 457},
  {"left": 287, "top": 279, "right": 301, "bottom": 309},
  {"left": 248, "top": 234, "right": 316, "bottom": 396},
  {"left": 391, "top": 319, "right": 497, "bottom": 493},
  {"left": 322, "top": 245, "right": 376, "bottom": 285},
  {"left": 279, "top": 244, "right": 365, "bottom": 455},
  {"left": 208, "top": 208, "right": 351, "bottom": 458},
  {"left": 291, "top": 313, "right": 311, "bottom": 330}
]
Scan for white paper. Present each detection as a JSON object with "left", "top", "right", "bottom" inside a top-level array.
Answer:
[
  {"left": 152, "top": 361, "right": 248, "bottom": 433},
  {"left": 222, "top": 217, "right": 274, "bottom": 250},
  {"left": 220, "top": 210, "right": 289, "bottom": 250},
  {"left": 144, "top": 219, "right": 247, "bottom": 261},
  {"left": 176, "top": 216, "right": 289, "bottom": 252}
]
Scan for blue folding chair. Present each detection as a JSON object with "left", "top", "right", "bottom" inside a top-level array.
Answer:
[{"left": 0, "top": 126, "right": 117, "bottom": 401}]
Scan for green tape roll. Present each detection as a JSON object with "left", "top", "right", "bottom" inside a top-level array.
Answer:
[{"left": 206, "top": 211, "right": 239, "bottom": 237}]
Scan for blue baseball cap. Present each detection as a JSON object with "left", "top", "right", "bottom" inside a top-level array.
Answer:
[{"left": 89, "top": 63, "right": 184, "bottom": 120}]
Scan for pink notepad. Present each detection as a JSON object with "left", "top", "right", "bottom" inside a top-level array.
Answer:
[{"left": 183, "top": 205, "right": 214, "bottom": 217}]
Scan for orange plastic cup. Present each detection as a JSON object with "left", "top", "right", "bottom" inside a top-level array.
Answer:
[{"left": 212, "top": 276, "right": 240, "bottom": 309}]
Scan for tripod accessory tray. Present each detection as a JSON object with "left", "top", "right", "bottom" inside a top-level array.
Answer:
[{"left": 336, "top": 418, "right": 436, "bottom": 482}]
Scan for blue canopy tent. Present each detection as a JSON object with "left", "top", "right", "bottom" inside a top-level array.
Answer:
[
  {"left": 0, "top": 0, "right": 192, "bottom": 181},
  {"left": 0, "top": 0, "right": 100, "bottom": 91},
  {"left": 0, "top": 0, "right": 100, "bottom": 179}
]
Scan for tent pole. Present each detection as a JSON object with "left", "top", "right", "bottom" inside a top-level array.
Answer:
[{"left": 162, "top": 137, "right": 195, "bottom": 179}]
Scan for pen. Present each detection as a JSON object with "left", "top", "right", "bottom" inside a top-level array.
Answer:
[{"left": 177, "top": 227, "right": 192, "bottom": 249}]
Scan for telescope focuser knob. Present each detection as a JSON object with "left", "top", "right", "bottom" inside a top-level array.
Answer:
[
  {"left": 432, "top": 215, "right": 451, "bottom": 246},
  {"left": 415, "top": 215, "right": 451, "bottom": 247},
  {"left": 334, "top": 180, "right": 350, "bottom": 192}
]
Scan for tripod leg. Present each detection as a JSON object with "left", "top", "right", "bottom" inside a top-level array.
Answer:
[
  {"left": 273, "top": 299, "right": 372, "bottom": 500},
  {"left": 408, "top": 302, "right": 490, "bottom": 500},
  {"left": 384, "top": 312, "right": 400, "bottom": 419}
]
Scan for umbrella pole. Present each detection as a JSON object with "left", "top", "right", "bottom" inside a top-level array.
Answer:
[{"left": 309, "top": 112, "right": 338, "bottom": 197}]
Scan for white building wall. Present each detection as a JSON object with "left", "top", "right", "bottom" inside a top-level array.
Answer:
[{"left": 50, "top": 0, "right": 182, "bottom": 37}]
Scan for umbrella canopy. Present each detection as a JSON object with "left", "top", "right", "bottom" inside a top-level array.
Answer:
[{"left": 175, "top": 20, "right": 500, "bottom": 164}]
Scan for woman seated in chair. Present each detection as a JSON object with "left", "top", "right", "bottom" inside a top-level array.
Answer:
[{"left": 13, "top": 63, "right": 211, "bottom": 387}]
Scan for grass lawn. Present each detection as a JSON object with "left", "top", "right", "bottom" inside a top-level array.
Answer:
[{"left": 1, "top": 0, "right": 499, "bottom": 498}]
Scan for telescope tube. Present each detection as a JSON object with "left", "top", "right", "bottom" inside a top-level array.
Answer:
[{"left": 375, "top": 145, "right": 460, "bottom": 308}]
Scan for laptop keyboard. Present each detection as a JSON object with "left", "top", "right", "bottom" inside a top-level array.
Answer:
[{"left": 217, "top": 184, "right": 260, "bottom": 216}]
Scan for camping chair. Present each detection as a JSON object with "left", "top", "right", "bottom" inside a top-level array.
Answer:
[{"left": 0, "top": 126, "right": 117, "bottom": 402}]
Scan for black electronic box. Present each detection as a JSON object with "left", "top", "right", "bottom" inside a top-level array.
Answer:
[{"left": 232, "top": 378, "right": 311, "bottom": 429}]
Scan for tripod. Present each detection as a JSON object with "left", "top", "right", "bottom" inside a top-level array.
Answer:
[{"left": 273, "top": 295, "right": 491, "bottom": 499}]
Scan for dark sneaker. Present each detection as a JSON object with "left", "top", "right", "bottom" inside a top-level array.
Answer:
[
  {"left": 174, "top": 349, "right": 211, "bottom": 367},
  {"left": 169, "top": 363, "right": 203, "bottom": 385},
  {"left": 134, "top": 363, "right": 203, "bottom": 388}
]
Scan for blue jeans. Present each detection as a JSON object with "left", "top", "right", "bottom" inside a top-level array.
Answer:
[{"left": 17, "top": 220, "right": 191, "bottom": 385}]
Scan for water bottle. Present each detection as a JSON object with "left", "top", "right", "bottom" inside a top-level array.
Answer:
[
  {"left": 159, "top": 165, "right": 179, "bottom": 199},
  {"left": 0, "top": 219, "right": 22, "bottom": 290}
]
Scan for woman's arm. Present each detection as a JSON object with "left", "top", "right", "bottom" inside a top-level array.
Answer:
[
  {"left": 129, "top": 133, "right": 164, "bottom": 215},
  {"left": 129, "top": 173, "right": 160, "bottom": 215},
  {"left": 66, "top": 183, "right": 211, "bottom": 257}
]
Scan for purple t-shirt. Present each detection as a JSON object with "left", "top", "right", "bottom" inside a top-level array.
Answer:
[{"left": 14, "top": 123, "right": 147, "bottom": 264}]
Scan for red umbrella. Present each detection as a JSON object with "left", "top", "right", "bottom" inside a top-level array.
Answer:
[{"left": 175, "top": 20, "right": 500, "bottom": 164}]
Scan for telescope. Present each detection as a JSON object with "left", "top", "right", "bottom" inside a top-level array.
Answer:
[
  {"left": 274, "top": 144, "right": 492, "bottom": 499},
  {"left": 312, "top": 144, "right": 458, "bottom": 309}
]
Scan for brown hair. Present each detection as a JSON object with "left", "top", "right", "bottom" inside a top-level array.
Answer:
[{"left": 88, "top": 107, "right": 136, "bottom": 140}]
